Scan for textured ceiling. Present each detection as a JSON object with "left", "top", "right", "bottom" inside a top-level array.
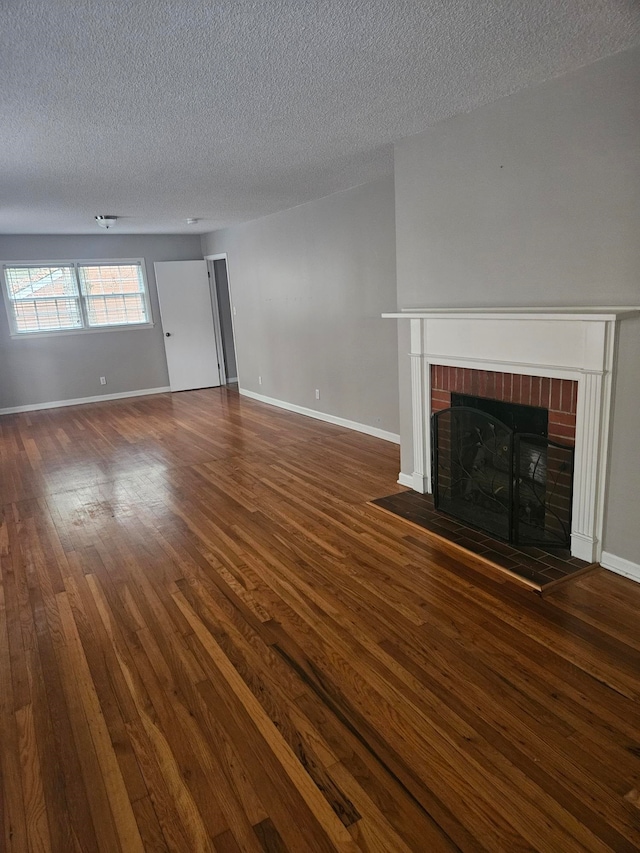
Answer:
[{"left": 2, "top": 1, "right": 639, "bottom": 235}]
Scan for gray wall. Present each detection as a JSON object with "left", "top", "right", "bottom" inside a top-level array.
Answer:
[
  {"left": 394, "top": 47, "right": 640, "bottom": 562},
  {"left": 202, "top": 176, "right": 399, "bottom": 435},
  {"left": 0, "top": 234, "right": 203, "bottom": 408}
]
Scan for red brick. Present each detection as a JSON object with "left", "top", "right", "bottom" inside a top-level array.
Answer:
[
  {"left": 550, "top": 379, "right": 562, "bottom": 412},
  {"left": 521, "top": 375, "right": 532, "bottom": 405},
  {"left": 571, "top": 381, "right": 578, "bottom": 414},
  {"left": 504, "top": 373, "right": 513, "bottom": 402},
  {"left": 470, "top": 370, "right": 479, "bottom": 395},
  {"left": 560, "top": 379, "right": 577, "bottom": 414},
  {"left": 529, "top": 376, "right": 541, "bottom": 407},
  {"left": 548, "top": 423, "right": 576, "bottom": 442},
  {"left": 551, "top": 483, "right": 572, "bottom": 498},
  {"left": 491, "top": 372, "right": 499, "bottom": 400},
  {"left": 482, "top": 371, "right": 490, "bottom": 398},
  {"left": 494, "top": 372, "right": 502, "bottom": 401},
  {"left": 549, "top": 411, "right": 576, "bottom": 427},
  {"left": 512, "top": 374, "right": 521, "bottom": 404},
  {"left": 540, "top": 377, "right": 551, "bottom": 409},
  {"left": 431, "top": 392, "right": 450, "bottom": 407}
]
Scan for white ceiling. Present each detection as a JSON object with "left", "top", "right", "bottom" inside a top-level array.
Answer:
[{"left": 2, "top": 1, "right": 639, "bottom": 235}]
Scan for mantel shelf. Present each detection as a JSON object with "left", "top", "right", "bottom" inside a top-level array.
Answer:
[{"left": 382, "top": 307, "right": 640, "bottom": 322}]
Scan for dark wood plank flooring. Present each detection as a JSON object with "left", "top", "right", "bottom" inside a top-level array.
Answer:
[{"left": 1, "top": 387, "right": 639, "bottom": 852}]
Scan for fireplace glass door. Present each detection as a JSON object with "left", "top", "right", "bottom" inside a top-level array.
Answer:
[{"left": 432, "top": 407, "right": 573, "bottom": 548}]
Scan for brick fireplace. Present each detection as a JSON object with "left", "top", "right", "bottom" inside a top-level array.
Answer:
[
  {"left": 430, "top": 365, "right": 576, "bottom": 548},
  {"left": 430, "top": 366, "right": 577, "bottom": 445},
  {"left": 382, "top": 307, "right": 640, "bottom": 563}
]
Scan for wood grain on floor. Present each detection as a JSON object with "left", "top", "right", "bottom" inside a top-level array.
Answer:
[{"left": 1, "top": 387, "right": 639, "bottom": 851}]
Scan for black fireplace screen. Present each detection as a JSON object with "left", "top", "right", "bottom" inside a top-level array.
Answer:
[{"left": 432, "top": 407, "right": 574, "bottom": 547}]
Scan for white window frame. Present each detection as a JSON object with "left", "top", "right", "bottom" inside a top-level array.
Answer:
[{"left": 1, "top": 258, "right": 154, "bottom": 338}]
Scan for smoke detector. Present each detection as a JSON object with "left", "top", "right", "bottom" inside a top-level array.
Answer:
[{"left": 95, "top": 215, "right": 117, "bottom": 229}]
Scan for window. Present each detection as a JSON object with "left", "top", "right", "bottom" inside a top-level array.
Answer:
[{"left": 2, "top": 260, "right": 152, "bottom": 335}]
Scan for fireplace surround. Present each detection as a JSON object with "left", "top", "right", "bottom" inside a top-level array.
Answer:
[{"left": 382, "top": 308, "right": 639, "bottom": 563}]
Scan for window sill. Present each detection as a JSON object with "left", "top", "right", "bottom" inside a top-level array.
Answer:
[{"left": 8, "top": 323, "right": 155, "bottom": 340}]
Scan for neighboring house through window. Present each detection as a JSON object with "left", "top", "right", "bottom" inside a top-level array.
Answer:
[{"left": 1, "top": 260, "right": 152, "bottom": 335}]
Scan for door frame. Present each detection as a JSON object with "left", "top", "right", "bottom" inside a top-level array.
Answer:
[
  {"left": 153, "top": 258, "right": 222, "bottom": 392},
  {"left": 205, "top": 253, "right": 239, "bottom": 387}
]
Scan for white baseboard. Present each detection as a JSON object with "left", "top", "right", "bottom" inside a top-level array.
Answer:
[
  {"left": 398, "top": 472, "right": 414, "bottom": 488},
  {"left": 0, "top": 386, "right": 171, "bottom": 416},
  {"left": 600, "top": 551, "right": 640, "bottom": 583},
  {"left": 239, "top": 388, "right": 400, "bottom": 444}
]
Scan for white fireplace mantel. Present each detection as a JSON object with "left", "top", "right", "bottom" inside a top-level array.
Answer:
[{"left": 383, "top": 307, "right": 639, "bottom": 563}]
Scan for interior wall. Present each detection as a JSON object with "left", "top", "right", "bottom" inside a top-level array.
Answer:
[
  {"left": 201, "top": 176, "right": 399, "bottom": 436},
  {"left": 394, "top": 47, "right": 640, "bottom": 563},
  {"left": 0, "top": 234, "right": 203, "bottom": 409}
]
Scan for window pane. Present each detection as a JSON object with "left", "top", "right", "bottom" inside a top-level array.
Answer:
[
  {"left": 13, "top": 298, "right": 83, "bottom": 332},
  {"left": 85, "top": 294, "right": 147, "bottom": 326},
  {"left": 78, "top": 264, "right": 145, "bottom": 297},
  {"left": 2, "top": 261, "right": 150, "bottom": 334},
  {"left": 4, "top": 266, "right": 77, "bottom": 300}
]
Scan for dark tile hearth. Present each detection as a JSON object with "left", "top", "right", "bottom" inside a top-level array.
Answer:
[{"left": 370, "top": 490, "right": 596, "bottom": 592}]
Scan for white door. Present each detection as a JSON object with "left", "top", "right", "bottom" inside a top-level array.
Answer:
[{"left": 154, "top": 260, "right": 221, "bottom": 392}]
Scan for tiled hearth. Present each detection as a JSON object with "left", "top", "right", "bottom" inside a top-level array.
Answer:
[
  {"left": 374, "top": 363, "right": 591, "bottom": 591},
  {"left": 370, "top": 491, "right": 595, "bottom": 593}
]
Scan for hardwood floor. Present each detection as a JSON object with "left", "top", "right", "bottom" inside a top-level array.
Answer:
[{"left": 1, "top": 387, "right": 639, "bottom": 852}]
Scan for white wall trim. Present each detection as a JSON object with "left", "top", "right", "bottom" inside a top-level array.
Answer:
[
  {"left": 204, "top": 253, "right": 240, "bottom": 389},
  {"left": 0, "top": 386, "right": 170, "bottom": 415},
  {"left": 398, "top": 472, "right": 414, "bottom": 488},
  {"left": 600, "top": 551, "right": 640, "bottom": 583},
  {"left": 239, "top": 388, "right": 400, "bottom": 444}
]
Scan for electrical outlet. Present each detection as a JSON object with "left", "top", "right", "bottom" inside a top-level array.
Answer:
[
  {"left": 315, "top": 389, "right": 320, "bottom": 400},
  {"left": 258, "top": 375, "right": 262, "bottom": 386},
  {"left": 100, "top": 376, "right": 107, "bottom": 385}
]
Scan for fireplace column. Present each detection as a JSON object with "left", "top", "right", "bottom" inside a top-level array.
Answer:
[
  {"left": 409, "top": 318, "right": 430, "bottom": 493},
  {"left": 571, "top": 371, "right": 608, "bottom": 562}
]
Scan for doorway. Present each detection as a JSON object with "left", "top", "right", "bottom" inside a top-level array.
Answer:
[
  {"left": 154, "top": 260, "right": 222, "bottom": 392},
  {"left": 207, "top": 256, "right": 238, "bottom": 385}
]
